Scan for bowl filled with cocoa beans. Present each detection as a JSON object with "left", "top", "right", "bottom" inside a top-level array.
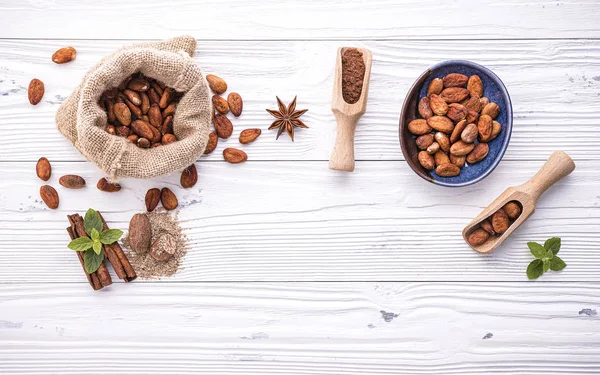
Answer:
[{"left": 399, "top": 60, "right": 513, "bottom": 187}]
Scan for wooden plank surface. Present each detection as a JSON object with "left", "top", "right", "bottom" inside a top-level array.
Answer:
[
  {"left": 1, "top": 0, "right": 599, "bottom": 40},
  {"left": 1, "top": 39, "right": 599, "bottom": 162},
  {"left": 1, "top": 159, "right": 596, "bottom": 282},
  {"left": 2, "top": 1, "right": 600, "bottom": 372},
  {"left": 1, "top": 282, "right": 599, "bottom": 374}
]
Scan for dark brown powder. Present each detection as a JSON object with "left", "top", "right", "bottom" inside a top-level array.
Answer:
[{"left": 341, "top": 48, "right": 366, "bottom": 104}]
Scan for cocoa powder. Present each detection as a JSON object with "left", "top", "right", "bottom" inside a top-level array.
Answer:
[
  {"left": 123, "top": 211, "right": 188, "bottom": 279},
  {"left": 341, "top": 48, "right": 365, "bottom": 104}
]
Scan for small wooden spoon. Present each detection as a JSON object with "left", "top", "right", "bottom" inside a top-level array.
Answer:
[
  {"left": 463, "top": 151, "right": 575, "bottom": 254},
  {"left": 329, "top": 47, "right": 373, "bottom": 172}
]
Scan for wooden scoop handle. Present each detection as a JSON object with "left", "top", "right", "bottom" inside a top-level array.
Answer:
[
  {"left": 517, "top": 151, "right": 575, "bottom": 201},
  {"left": 329, "top": 111, "right": 360, "bottom": 172}
]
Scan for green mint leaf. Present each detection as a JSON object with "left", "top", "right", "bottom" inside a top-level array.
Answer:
[
  {"left": 527, "top": 242, "right": 546, "bottom": 259},
  {"left": 99, "top": 229, "right": 123, "bottom": 245},
  {"left": 543, "top": 258, "right": 550, "bottom": 273},
  {"left": 544, "top": 237, "right": 561, "bottom": 255},
  {"left": 527, "top": 259, "right": 544, "bottom": 280},
  {"left": 92, "top": 240, "right": 102, "bottom": 255},
  {"left": 545, "top": 249, "right": 554, "bottom": 260},
  {"left": 550, "top": 256, "right": 567, "bottom": 271},
  {"left": 91, "top": 228, "right": 100, "bottom": 241},
  {"left": 84, "top": 208, "right": 103, "bottom": 237},
  {"left": 84, "top": 249, "right": 104, "bottom": 274},
  {"left": 67, "top": 237, "right": 93, "bottom": 251}
]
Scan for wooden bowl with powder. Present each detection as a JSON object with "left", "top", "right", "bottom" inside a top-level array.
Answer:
[{"left": 329, "top": 46, "right": 373, "bottom": 172}]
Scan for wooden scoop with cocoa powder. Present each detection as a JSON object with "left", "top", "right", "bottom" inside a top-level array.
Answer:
[
  {"left": 329, "top": 47, "right": 373, "bottom": 172},
  {"left": 463, "top": 151, "right": 575, "bottom": 254}
]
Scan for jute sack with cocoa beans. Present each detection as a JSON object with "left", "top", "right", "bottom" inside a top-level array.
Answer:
[{"left": 56, "top": 36, "right": 211, "bottom": 181}]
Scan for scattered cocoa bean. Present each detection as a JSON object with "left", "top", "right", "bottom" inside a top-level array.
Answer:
[
  {"left": 129, "top": 213, "right": 152, "bottom": 254},
  {"left": 36, "top": 157, "right": 51, "bottom": 181},
  {"left": 204, "top": 132, "right": 218, "bottom": 155},
  {"left": 160, "top": 188, "right": 178, "bottom": 210},
  {"left": 40, "top": 185, "right": 59, "bottom": 209},
  {"left": 145, "top": 188, "right": 160, "bottom": 212},
  {"left": 214, "top": 114, "right": 233, "bottom": 139},
  {"left": 28, "top": 78, "right": 45, "bottom": 105},
  {"left": 206, "top": 74, "right": 227, "bottom": 94},
  {"left": 227, "top": 92, "right": 243, "bottom": 117},
  {"left": 97, "top": 178, "right": 121, "bottom": 192},
  {"left": 180, "top": 164, "right": 198, "bottom": 188},
  {"left": 59, "top": 175, "right": 86, "bottom": 189},
  {"left": 223, "top": 148, "right": 247, "bottom": 164},
  {"left": 212, "top": 95, "right": 229, "bottom": 115},
  {"left": 52, "top": 47, "right": 76, "bottom": 64}
]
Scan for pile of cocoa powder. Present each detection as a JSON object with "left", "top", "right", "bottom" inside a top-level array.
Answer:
[
  {"left": 123, "top": 211, "right": 188, "bottom": 279},
  {"left": 341, "top": 48, "right": 366, "bottom": 104}
]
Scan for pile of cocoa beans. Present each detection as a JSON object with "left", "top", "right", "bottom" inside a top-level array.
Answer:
[
  {"left": 100, "top": 73, "right": 182, "bottom": 148},
  {"left": 467, "top": 201, "right": 523, "bottom": 246},
  {"left": 408, "top": 73, "right": 504, "bottom": 177}
]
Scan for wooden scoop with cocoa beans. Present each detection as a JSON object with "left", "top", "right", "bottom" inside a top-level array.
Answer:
[
  {"left": 329, "top": 47, "right": 373, "bottom": 172},
  {"left": 463, "top": 151, "right": 575, "bottom": 254}
]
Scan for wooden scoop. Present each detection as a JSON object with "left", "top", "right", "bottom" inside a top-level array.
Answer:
[
  {"left": 463, "top": 151, "right": 575, "bottom": 254},
  {"left": 329, "top": 47, "right": 373, "bottom": 172}
]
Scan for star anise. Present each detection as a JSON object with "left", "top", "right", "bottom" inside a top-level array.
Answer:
[{"left": 266, "top": 96, "right": 308, "bottom": 141}]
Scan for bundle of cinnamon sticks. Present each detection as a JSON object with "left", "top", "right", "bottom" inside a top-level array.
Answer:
[{"left": 67, "top": 211, "right": 136, "bottom": 290}]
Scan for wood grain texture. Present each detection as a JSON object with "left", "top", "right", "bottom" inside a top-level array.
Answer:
[
  {"left": 1, "top": 282, "right": 599, "bottom": 374},
  {"left": 1, "top": 1, "right": 600, "bottom": 372},
  {"left": 1, "top": 39, "right": 600, "bottom": 162},
  {"left": 1, "top": 0, "right": 599, "bottom": 39},
  {"left": 1, "top": 160, "right": 597, "bottom": 282}
]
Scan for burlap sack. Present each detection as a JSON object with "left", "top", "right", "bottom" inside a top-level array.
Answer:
[{"left": 56, "top": 36, "right": 211, "bottom": 181}]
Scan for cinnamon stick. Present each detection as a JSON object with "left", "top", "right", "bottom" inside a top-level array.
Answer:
[
  {"left": 68, "top": 214, "right": 113, "bottom": 288},
  {"left": 67, "top": 226, "right": 103, "bottom": 291},
  {"left": 97, "top": 212, "right": 137, "bottom": 282}
]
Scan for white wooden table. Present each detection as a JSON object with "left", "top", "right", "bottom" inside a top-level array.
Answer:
[{"left": 1, "top": 1, "right": 600, "bottom": 373}]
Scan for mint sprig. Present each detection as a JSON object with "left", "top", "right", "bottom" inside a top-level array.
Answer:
[
  {"left": 526, "top": 237, "right": 566, "bottom": 280},
  {"left": 84, "top": 248, "right": 105, "bottom": 274},
  {"left": 84, "top": 208, "right": 104, "bottom": 237},
  {"left": 67, "top": 209, "right": 123, "bottom": 274}
]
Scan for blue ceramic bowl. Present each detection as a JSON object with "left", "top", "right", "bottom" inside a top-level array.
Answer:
[{"left": 399, "top": 60, "right": 513, "bottom": 187}]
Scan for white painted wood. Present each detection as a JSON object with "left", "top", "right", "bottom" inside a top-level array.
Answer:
[
  {"left": 1, "top": 282, "right": 599, "bottom": 374},
  {"left": 1, "top": 1, "right": 600, "bottom": 371},
  {"left": 1, "top": 39, "right": 600, "bottom": 162},
  {"left": 1, "top": 0, "right": 599, "bottom": 40},
  {"left": 1, "top": 160, "right": 597, "bottom": 282}
]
